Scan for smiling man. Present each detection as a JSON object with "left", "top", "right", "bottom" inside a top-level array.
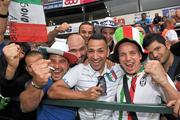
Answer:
[{"left": 20, "top": 40, "right": 78, "bottom": 120}]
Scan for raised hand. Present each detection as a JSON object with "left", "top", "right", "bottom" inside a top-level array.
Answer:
[
  {"left": 144, "top": 60, "right": 168, "bottom": 85},
  {"left": 3, "top": 43, "right": 23, "bottom": 69},
  {"left": 30, "top": 59, "right": 51, "bottom": 87},
  {"left": 54, "top": 22, "right": 71, "bottom": 33}
]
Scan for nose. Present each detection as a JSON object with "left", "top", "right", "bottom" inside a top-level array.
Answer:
[
  {"left": 125, "top": 54, "right": 131, "bottom": 61},
  {"left": 152, "top": 51, "right": 158, "bottom": 59},
  {"left": 93, "top": 51, "right": 99, "bottom": 59}
]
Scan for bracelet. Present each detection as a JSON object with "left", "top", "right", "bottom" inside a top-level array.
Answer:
[
  {"left": 31, "top": 81, "right": 43, "bottom": 89},
  {"left": 0, "top": 12, "right": 9, "bottom": 18}
]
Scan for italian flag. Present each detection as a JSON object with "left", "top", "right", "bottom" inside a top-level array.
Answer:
[
  {"left": 114, "top": 26, "right": 143, "bottom": 46},
  {"left": 8, "top": 0, "right": 48, "bottom": 42}
]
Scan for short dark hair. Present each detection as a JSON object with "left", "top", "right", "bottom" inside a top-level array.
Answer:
[
  {"left": 143, "top": 33, "right": 166, "bottom": 49},
  {"left": 25, "top": 50, "right": 43, "bottom": 64},
  {"left": 88, "top": 34, "right": 108, "bottom": 45},
  {"left": 79, "top": 22, "right": 94, "bottom": 33}
]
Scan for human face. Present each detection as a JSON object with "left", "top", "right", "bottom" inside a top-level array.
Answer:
[
  {"left": 79, "top": 24, "right": 93, "bottom": 43},
  {"left": 87, "top": 39, "right": 109, "bottom": 74},
  {"left": 118, "top": 42, "right": 142, "bottom": 75},
  {"left": 25, "top": 54, "right": 43, "bottom": 76},
  {"left": 49, "top": 54, "right": 69, "bottom": 81},
  {"left": 101, "top": 27, "right": 115, "bottom": 45},
  {"left": 145, "top": 41, "right": 170, "bottom": 64},
  {"left": 68, "top": 36, "right": 87, "bottom": 63}
]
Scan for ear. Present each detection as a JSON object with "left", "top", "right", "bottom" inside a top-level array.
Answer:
[{"left": 165, "top": 40, "right": 171, "bottom": 49}]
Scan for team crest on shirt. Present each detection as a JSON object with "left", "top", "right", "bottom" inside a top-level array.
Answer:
[{"left": 139, "top": 75, "right": 147, "bottom": 87}]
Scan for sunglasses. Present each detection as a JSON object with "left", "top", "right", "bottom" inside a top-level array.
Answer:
[{"left": 96, "top": 75, "right": 107, "bottom": 96}]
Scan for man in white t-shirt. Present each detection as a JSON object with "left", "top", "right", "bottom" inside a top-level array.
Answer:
[
  {"left": 162, "top": 19, "right": 179, "bottom": 45},
  {"left": 112, "top": 37, "right": 178, "bottom": 120},
  {"left": 48, "top": 34, "right": 124, "bottom": 120}
]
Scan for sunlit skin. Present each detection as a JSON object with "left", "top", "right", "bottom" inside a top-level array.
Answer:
[
  {"left": 67, "top": 34, "right": 87, "bottom": 63},
  {"left": 25, "top": 54, "right": 43, "bottom": 76},
  {"left": 79, "top": 24, "right": 93, "bottom": 43},
  {"left": 118, "top": 42, "right": 142, "bottom": 75},
  {"left": 87, "top": 39, "right": 109, "bottom": 74},
  {"left": 101, "top": 27, "right": 115, "bottom": 45},
  {"left": 48, "top": 54, "right": 69, "bottom": 81},
  {"left": 145, "top": 41, "right": 171, "bottom": 64}
]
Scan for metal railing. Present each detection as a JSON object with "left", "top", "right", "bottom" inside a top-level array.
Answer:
[{"left": 43, "top": 99, "right": 173, "bottom": 114}]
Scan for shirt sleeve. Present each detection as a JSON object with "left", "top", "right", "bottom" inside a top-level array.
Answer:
[
  {"left": 62, "top": 64, "right": 82, "bottom": 88},
  {"left": 166, "top": 30, "right": 178, "bottom": 42}
]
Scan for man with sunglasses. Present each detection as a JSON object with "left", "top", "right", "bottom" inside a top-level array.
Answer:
[{"left": 48, "top": 34, "right": 124, "bottom": 120}]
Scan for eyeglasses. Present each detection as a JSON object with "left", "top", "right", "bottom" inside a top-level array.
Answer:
[{"left": 96, "top": 75, "right": 107, "bottom": 96}]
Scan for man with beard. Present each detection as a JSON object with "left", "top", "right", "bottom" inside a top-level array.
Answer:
[
  {"left": 143, "top": 33, "right": 180, "bottom": 91},
  {"left": 67, "top": 34, "right": 87, "bottom": 64},
  {"left": 48, "top": 34, "right": 124, "bottom": 120},
  {"left": 143, "top": 33, "right": 180, "bottom": 120},
  {"left": 20, "top": 40, "right": 78, "bottom": 120}
]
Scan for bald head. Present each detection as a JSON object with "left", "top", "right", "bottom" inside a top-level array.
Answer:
[{"left": 67, "top": 34, "right": 87, "bottom": 63}]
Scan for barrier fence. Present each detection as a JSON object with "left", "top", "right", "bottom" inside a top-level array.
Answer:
[{"left": 43, "top": 99, "right": 173, "bottom": 114}]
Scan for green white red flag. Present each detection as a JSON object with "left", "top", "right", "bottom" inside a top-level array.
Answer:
[{"left": 8, "top": 0, "right": 48, "bottom": 42}]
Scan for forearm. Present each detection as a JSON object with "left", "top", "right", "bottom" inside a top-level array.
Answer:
[
  {"left": 48, "top": 86, "right": 87, "bottom": 100},
  {"left": 47, "top": 29, "right": 59, "bottom": 45},
  {"left": 5, "top": 64, "right": 17, "bottom": 80},
  {"left": 20, "top": 84, "right": 44, "bottom": 112},
  {"left": 161, "top": 81, "right": 178, "bottom": 102}
]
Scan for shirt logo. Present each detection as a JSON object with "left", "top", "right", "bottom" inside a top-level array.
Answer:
[{"left": 139, "top": 75, "right": 147, "bottom": 87}]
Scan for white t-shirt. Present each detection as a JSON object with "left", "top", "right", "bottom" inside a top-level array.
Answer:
[
  {"left": 112, "top": 70, "right": 176, "bottom": 120},
  {"left": 63, "top": 63, "right": 124, "bottom": 120},
  {"left": 165, "top": 29, "right": 178, "bottom": 42}
]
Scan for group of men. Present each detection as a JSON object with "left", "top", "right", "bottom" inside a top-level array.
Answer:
[{"left": 0, "top": 0, "right": 180, "bottom": 120}]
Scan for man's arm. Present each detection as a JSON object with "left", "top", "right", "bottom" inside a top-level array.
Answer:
[
  {"left": 144, "top": 60, "right": 178, "bottom": 102},
  {"left": 48, "top": 79, "right": 102, "bottom": 100},
  {"left": 48, "top": 22, "right": 70, "bottom": 45},
  {"left": 20, "top": 59, "right": 51, "bottom": 112}
]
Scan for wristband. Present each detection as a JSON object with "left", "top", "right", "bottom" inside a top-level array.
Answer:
[
  {"left": 0, "top": 12, "right": 9, "bottom": 18},
  {"left": 31, "top": 81, "right": 43, "bottom": 89}
]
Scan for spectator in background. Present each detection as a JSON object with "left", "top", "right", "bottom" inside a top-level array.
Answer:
[
  {"left": 159, "top": 16, "right": 168, "bottom": 32},
  {"left": 79, "top": 22, "right": 94, "bottom": 45},
  {"left": 153, "top": 13, "right": 162, "bottom": 32},
  {"left": 173, "top": 9, "right": 180, "bottom": 23},
  {"left": 95, "top": 17, "right": 117, "bottom": 53},
  {"left": 162, "top": 19, "right": 179, "bottom": 45},
  {"left": 136, "top": 13, "right": 152, "bottom": 33}
]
